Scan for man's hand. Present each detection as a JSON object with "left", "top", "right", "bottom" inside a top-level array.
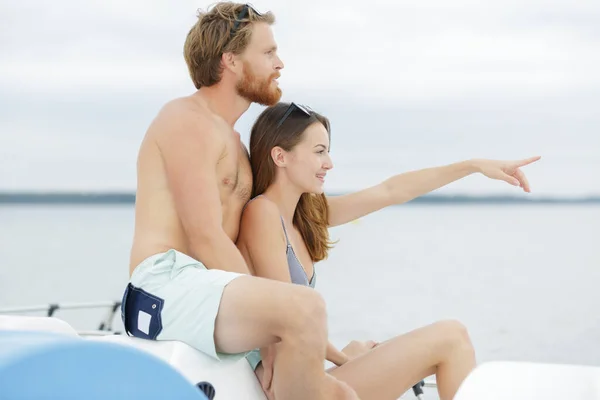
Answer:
[
  {"left": 341, "top": 340, "right": 378, "bottom": 361},
  {"left": 475, "top": 156, "right": 541, "bottom": 192}
]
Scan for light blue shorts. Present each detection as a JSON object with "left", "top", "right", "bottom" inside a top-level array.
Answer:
[
  {"left": 121, "top": 249, "right": 246, "bottom": 361},
  {"left": 246, "top": 348, "right": 262, "bottom": 371}
]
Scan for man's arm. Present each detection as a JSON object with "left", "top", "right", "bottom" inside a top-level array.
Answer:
[
  {"left": 327, "top": 156, "right": 540, "bottom": 227},
  {"left": 155, "top": 105, "right": 249, "bottom": 274}
]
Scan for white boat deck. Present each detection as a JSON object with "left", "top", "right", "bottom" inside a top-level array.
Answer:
[{"left": 2, "top": 305, "right": 600, "bottom": 399}]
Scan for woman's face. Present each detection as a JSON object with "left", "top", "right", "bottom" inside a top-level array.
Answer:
[{"left": 283, "top": 121, "right": 333, "bottom": 194}]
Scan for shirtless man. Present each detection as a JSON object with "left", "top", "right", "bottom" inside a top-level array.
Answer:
[{"left": 121, "top": 3, "right": 358, "bottom": 400}]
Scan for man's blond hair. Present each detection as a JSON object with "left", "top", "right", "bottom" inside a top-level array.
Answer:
[{"left": 184, "top": 2, "right": 275, "bottom": 89}]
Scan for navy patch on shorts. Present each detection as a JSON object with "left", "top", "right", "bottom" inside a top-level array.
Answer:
[{"left": 121, "top": 283, "right": 164, "bottom": 340}]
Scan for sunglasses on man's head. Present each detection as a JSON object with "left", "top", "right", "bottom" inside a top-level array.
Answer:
[
  {"left": 277, "top": 103, "right": 314, "bottom": 128},
  {"left": 230, "top": 3, "right": 262, "bottom": 36}
]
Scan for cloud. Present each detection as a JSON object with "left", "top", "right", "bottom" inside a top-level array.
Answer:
[{"left": 2, "top": 0, "right": 599, "bottom": 99}]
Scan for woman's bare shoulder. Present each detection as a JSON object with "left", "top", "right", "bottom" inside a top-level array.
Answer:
[{"left": 241, "top": 196, "right": 281, "bottom": 229}]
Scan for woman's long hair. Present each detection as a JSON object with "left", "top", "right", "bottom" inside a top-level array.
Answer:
[{"left": 249, "top": 103, "right": 334, "bottom": 262}]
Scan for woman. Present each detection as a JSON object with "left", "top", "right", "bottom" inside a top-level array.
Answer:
[{"left": 236, "top": 102, "right": 537, "bottom": 400}]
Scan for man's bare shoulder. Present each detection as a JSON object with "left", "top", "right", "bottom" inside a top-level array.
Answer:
[
  {"left": 149, "top": 96, "right": 220, "bottom": 140},
  {"left": 139, "top": 96, "right": 229, "bottom": 168}
]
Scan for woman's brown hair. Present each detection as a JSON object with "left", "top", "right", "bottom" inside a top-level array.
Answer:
[{"left": 250, "top": 103, "right": 334, "bottom": 263}]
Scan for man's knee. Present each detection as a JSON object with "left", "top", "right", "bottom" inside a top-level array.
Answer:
[
  {"left": 282, "top": 286, "right": 327, "bottom": 339},
  {"left": 301, "top": 288, "right": 327, "bottom": 324}
]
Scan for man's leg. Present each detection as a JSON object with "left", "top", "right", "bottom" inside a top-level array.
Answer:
[{"left": 214, "top": 275, "right": 358, "bottom": 400}]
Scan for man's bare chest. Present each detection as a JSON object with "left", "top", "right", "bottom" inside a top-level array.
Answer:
[{"left": 217, "top": 144, "right": 253, "bottom": 204}]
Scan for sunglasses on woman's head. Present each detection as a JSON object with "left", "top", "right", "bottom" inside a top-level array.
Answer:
[{"left": 277, "top": 103, "right": 314, "bottom": 128}]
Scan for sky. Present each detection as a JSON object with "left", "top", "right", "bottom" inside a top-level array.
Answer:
[{"left": 1, "top": 0, "right": 599, "bottom": 196}]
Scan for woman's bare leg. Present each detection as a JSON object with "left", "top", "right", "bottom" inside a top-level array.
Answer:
[{"left": 328, "top": 320, "right": 476, "bottom": 400}]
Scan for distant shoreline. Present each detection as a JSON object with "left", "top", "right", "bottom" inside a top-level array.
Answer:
[{"left": 1, "top": 192, "right": 599, "bottom": 205}]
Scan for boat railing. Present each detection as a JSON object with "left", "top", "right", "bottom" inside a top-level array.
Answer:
[{"left": 0, "top": 301, "right": 122, "bottom": 333}]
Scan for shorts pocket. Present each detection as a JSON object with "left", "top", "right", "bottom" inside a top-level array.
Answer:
[{"left": 122, "top": 283, "right": 165, "bottom": 340}]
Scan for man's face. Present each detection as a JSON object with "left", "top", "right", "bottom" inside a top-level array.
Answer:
[{"left": 236, "top": 22, "right": 284, "bottom": 106}]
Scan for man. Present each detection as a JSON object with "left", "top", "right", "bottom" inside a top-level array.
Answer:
[
  {"left": 122, "top": 3, "right": 358, "bottom": 399},
  {"left": 121, "top": 2, "right": 540, "bottom": 399}
]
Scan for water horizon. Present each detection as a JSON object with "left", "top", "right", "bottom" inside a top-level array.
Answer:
[{"left": 1, "top": 191, "right": 599, "bottom": 205}]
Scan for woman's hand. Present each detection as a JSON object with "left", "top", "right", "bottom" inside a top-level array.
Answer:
[
  {"left": 341, "top": 340, "right": 378, "bottom": 361},
  {"left": 475, "top": 156, "right": 541, "bottom": 192}
]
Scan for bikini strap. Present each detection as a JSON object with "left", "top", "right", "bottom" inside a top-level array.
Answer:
[
  {"left": 242, "top": 194, "right": 263, "bottom": 213},
  {"left": 279, "top": 216, "right": 291, "bottom": 247}
]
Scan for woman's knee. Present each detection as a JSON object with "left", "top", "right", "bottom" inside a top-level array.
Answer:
[
  {"left": 438, "top": 319, "right": 470, "bottom": 337},
  {"left": 430, "top": 319, "right": 473, "bottom": 350}
]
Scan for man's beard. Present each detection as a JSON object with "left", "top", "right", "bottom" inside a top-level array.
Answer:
[{"left": 236, "top": 62, "right": 282, "bottom": 106}]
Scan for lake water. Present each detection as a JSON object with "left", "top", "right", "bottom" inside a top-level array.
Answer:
[{"left": 1, "top": 203, "right": 599, "bottom": 378}]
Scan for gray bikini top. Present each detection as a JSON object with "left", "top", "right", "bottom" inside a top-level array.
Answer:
[
  {"left": 244, "top": 195, "right": 315, "bottom": 288},
  {"left": 279, "top": 216, "right": 316, "bottom": 288}
]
